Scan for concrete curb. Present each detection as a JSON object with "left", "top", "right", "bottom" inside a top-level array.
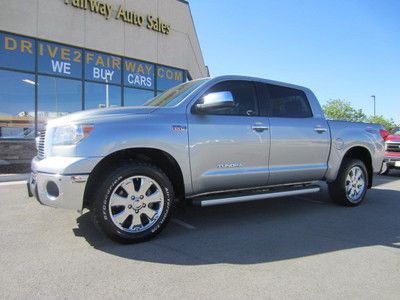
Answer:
[{"left": 0, "top": 173, "right": 30, "bottom": 183}]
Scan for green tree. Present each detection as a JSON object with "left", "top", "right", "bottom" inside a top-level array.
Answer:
[
  {"left": 366, "top": 115, "right": 398, "bottom": 130},
  {"left": 322, "top": 99, "right": 367, "bottom": 122}
]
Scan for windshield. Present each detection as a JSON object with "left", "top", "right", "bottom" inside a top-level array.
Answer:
[
  {"left": 390, "top": 127, "right": 400, "bottom": 135},
  {"left": 144, "top": 79, "right": 208, "bottom": 107}
]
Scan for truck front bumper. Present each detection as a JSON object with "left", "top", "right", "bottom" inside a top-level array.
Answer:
[
  {"left": 28, "top": 172, "right": 89, "bottom": 211},
  {"left": 27, "top": 156, "right": 102, "bottom": 211},
  {"left": 383, "top": 153, "right": 400, "bottom": 169}
]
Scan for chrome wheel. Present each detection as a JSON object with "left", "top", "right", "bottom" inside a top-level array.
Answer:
[
  {"left": 108, "top": 176, "right": 165, "bottom": 233},
  {"left": 345, "top": 166, "right": 366, "bottom": 203}
]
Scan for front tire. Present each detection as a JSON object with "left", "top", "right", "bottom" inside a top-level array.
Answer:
[
  {"left": 91, "top": 161, "right": 174, "bottom": 244},
  {"left": 328, "top": 158, "right": 368, "bottom": 207}
]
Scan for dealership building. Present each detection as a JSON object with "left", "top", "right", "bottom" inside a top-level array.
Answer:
[{"left": 0, "top": 0, "right": 208, "bottom": 171}]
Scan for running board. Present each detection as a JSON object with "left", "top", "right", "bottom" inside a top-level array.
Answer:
[{"left": 191, "top": 186, "right": 320, "bottom": 207}]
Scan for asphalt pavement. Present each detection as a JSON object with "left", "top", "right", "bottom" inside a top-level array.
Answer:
[{"left": 0, "top": 172, "right": 399, "bottom": 299}]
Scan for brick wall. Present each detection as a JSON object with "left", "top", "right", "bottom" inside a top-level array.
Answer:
[{"left": 0, "top": 140, "right": 35, "bottom": 173}]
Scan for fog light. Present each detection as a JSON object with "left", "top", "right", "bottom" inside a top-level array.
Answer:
[{"left": 46, "top": 181, "right": 59, "bottom": 198}]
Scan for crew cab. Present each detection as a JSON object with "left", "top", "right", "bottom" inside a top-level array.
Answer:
[
  {"left": 27, "top": 76, "right": 385, "bottom": 243},
  {"left": 381, "top": 127, "right": 400, "bottom": 174}
]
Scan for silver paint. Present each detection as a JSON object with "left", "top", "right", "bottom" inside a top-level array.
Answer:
[{"left": 29, "top": 75, "right": 385, "bottom": 210}]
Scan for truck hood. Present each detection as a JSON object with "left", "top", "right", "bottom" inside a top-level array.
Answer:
[
  {"left": 48, "top": 106, "right": 157, "bottom": 126},
  {"left": 386, "top": 134, "right": 400, "bottom": 141}
]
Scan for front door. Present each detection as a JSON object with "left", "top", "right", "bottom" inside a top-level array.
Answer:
[{"left": 187, "top": 80, "right": 270, "bottom": 195}]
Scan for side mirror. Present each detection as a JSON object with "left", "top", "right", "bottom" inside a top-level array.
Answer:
[{"left": 195, "top": 91, "right": 235, "bottom": 113}]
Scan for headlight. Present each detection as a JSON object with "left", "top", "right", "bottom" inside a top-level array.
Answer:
[{"left": 52, "top": 124, "right": 94, "bottom": 146}]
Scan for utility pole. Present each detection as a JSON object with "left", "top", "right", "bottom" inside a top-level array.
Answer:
[
  {"left": 371, "top": 95, "right": 376, "bottom": 116},
  {"left": 105, "top": 78, "right": 109, "bottom": 108}
]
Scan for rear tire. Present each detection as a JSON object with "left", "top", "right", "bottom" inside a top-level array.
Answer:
[
  {"left": 328, "top": 158, "right": 368, "bottom": 207},
  {"left": 91, "top": 161, "right": 174, "bottom": 244}
]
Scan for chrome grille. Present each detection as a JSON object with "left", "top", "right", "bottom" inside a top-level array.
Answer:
[
  {"left": 37, "top": 130, "right": 46, "bottom": 159},
  {"left": 386, "top": 142, "right": 400, "bottom": 153}
]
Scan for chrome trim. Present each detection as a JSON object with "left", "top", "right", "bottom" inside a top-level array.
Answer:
[
  {"left": 108, "top": 176, "right": 165, "bottom": 233},
  {"left": 71, "top": 175, "right": 88, "bottom": 183},
  {"left": 199, "top": 187, "right": 320, "bottom": 207},
  {"left": 37, "top": 130, "right": 46, "bottom": 160},
  {"left": 187, "top": 181, "right": 318, "bottom": 199},
  {"left": 251, "top": 125, "right": 269, "bottom": 132},
  {"left": 345, "top": 166, "right": 366, "bottom": 203},
  {"left": 29, "top": 172, "right": 88, "bottom": 211},
  {"left": 314, "top": 127, "right": 328, "bottom": 133}
]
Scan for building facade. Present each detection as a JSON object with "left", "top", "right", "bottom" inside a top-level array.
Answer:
[{"left": 0, "top": 0, "right": 207, "bottom": 172}]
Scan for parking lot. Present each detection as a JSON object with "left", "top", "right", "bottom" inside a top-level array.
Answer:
[{"left": 1, "top": 172, "right": 399, "bottom": 299}]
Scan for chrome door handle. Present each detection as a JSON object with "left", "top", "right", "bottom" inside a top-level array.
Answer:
[
  {"left": 314, "top": 127, "right": 327, "bottom": 134},
  {"left": 252, "top": 125, "right": 269, "bottom": 132}
]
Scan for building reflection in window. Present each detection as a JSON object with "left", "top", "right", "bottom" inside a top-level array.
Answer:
[
  {"left": 0, "top": 70, "right": 35, "bottom": 139},
  {"left": 85, "top": 81, "right": 121, "bottom": 110},
  {"left": 124, "top": 87, "right": 154, "bottom": 106},
  {"left": 38, "top": 75, "right": 82, "bottom": 126}
]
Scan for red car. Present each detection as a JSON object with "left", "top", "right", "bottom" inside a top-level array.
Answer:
[{"left": 381, "top": 127, "right": 400, "bottom": 174}]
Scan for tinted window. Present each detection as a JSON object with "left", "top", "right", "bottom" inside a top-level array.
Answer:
[
  {"left": 258, "top": 83, "right": 312, "bottom": 118},
  {"left": 388, "top": 127, "right": 399, "bottom": 134},
  {"left": 199, "top": 80, "right": 258, "bottom": 116}
]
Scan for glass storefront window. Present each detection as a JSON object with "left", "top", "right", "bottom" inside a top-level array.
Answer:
[
  {"left": 123, "top": 59, "right": 154, "bottom": 90},
  {"left": 124, "top": 88, "right": 154, "bottom": 106},
  {"left": 0, "top": 70, "right": 35, "bottom": 139},
  {"left": 156, "top": 66, "right": 184, "bottom": 91},
  {"left": 0, "top": 31, "right": 187, "bottom": 138},
  {"left": 38, "top": 41, "right": 82, "bottom": 79},
  {"left": 85, "top": 82, "right": 121, "bottom": 110},
  {"left": 38, "top": 76, "right": 82, "bottom": 124},
  {"left": 0, "top": 33, "right": 35, "bottom": 72},
  {"left": 85, "top": 51, "right": 121, "bottom": 85}
]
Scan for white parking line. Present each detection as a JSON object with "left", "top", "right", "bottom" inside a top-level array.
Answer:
[
  {"left": 0, "top": 181, "right": 27, "bottom": 186},
  {"left": 171, "top": 218, "right": 196, "bottom": 230}
]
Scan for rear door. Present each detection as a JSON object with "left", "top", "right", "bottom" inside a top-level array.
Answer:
[
  {"left": 187, "top": 80, "right": 270, "bottom": 194},
  {"left": 256, "top": 82, "right": 330, "bottom": 185}
]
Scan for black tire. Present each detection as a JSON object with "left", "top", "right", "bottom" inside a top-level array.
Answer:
[
  {"left": 91, "top": 161, "right": 174, "bottom": 244},
  {"left": 328, "top": 158, "right": 369, "bottom": 207}
]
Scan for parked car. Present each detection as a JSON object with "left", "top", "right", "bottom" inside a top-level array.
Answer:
[
  {"left": 28, "top": 76, "right": 385, "bottom": 243},
  {"left": 380, "top": 127, "right": 400, "bottom": 174}
]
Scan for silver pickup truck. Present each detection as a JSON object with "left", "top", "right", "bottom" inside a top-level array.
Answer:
[{"left": 28, "top": 76, "right": 385, "bottom": 243}]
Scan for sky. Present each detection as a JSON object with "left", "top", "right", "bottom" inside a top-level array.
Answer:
[{"left": 190, "top": 0, "right": 400, "bottom": 123}]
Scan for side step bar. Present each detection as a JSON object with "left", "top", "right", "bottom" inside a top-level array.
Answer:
[{"left": 191, "top": 185, "right": 320, "bottom": 207}]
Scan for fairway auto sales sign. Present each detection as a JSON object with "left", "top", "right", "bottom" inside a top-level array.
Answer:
[
  {"left": 85, "top": 51, "right": 121, "bottom": 84},
  {"left": 64, "top": 0, "right": 171, "bottom": 35},
  {"left": 38, "top": 41, "right": 82, "bottom": 79},
  {"left": 124, "top": 59, "right": 154, "bottom": 89},
  {"left": 1, "top": 31, "right": 184, "bottom": 90}
]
